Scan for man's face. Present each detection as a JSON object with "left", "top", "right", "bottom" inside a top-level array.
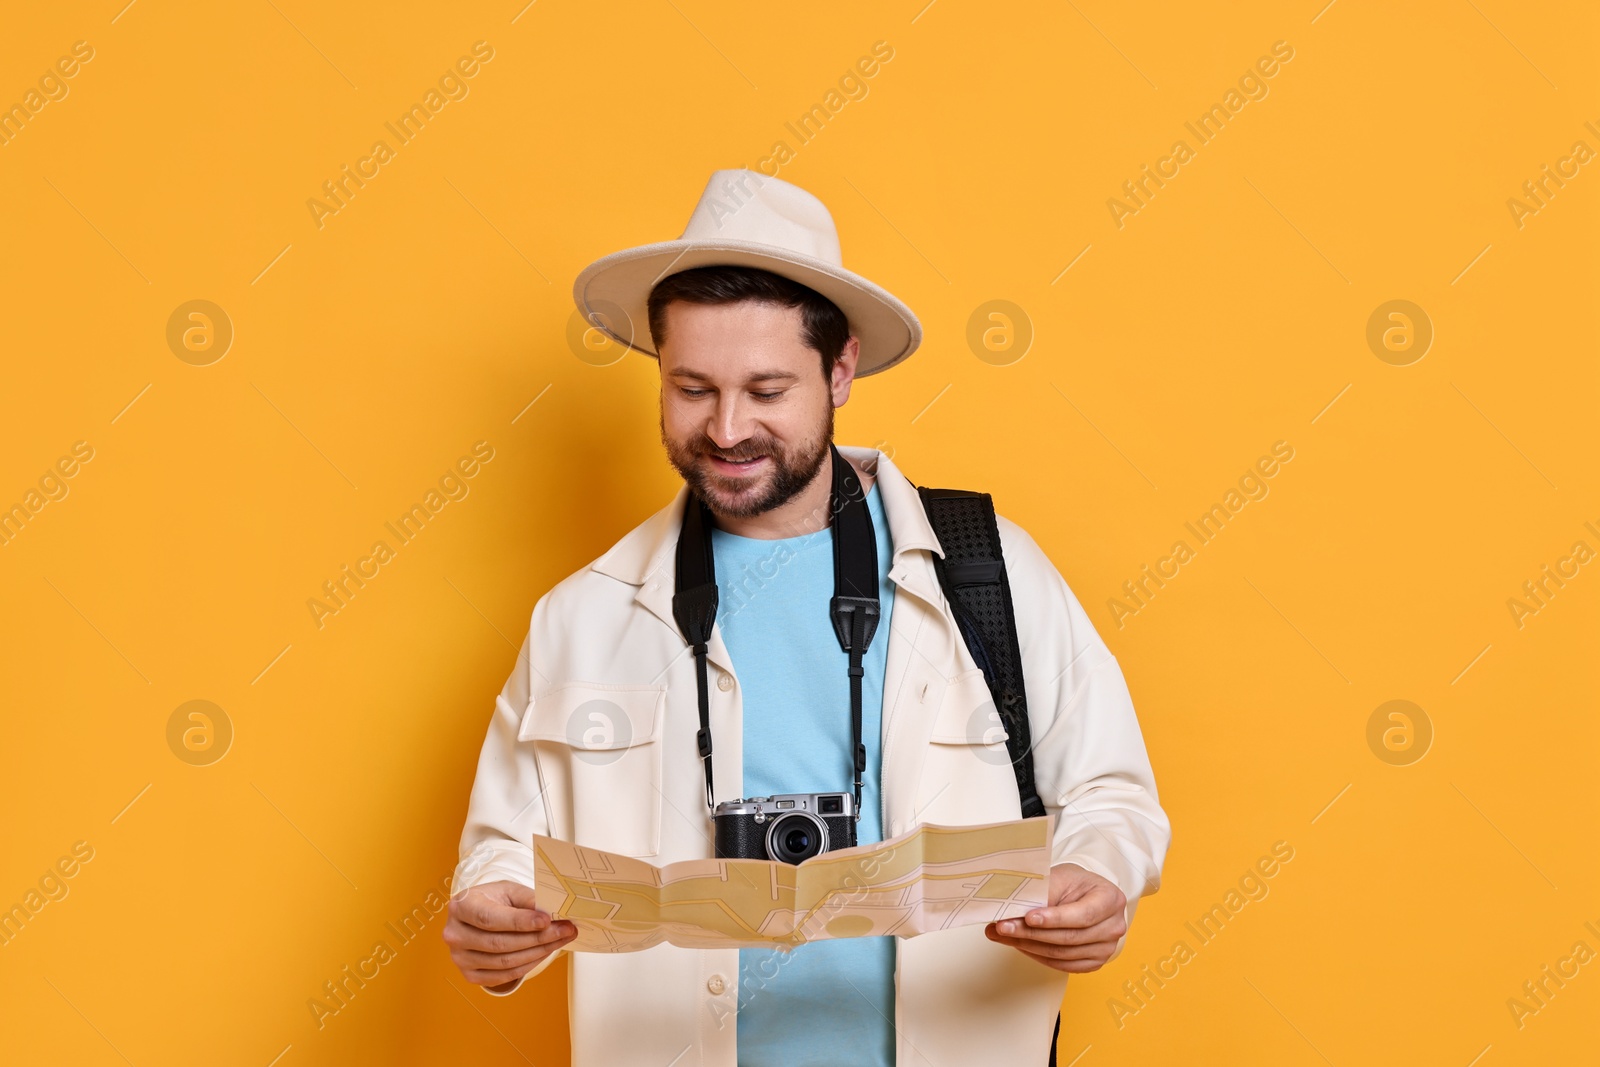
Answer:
[{"left": 658, "top": 299, "right": 855, "bottom": 520}]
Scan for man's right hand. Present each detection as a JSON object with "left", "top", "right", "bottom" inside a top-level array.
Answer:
[{"left": 443, "top": 879, "right": 578, "bottom": 991}]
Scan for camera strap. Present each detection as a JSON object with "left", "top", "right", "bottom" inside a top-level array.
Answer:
[{"left": 671, "top": 444, "right": 881, "bottom": 817}]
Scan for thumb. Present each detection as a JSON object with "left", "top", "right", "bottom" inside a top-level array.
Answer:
[
  {"left": 497, "top": 880, "right": 543, "bottom": 914},
  {"left": 1049, "top": 866, "right": 1089, "bottom": 906},
  {"left": 1032, "top": 880, "right": 1123, "bottom": 928}
]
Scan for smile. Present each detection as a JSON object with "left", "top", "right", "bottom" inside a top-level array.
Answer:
[{"left": 708, "top": 454, "right": 768, "bottom": 475}]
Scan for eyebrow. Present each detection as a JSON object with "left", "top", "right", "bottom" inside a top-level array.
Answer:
[{"left": 670, "top": 369, "right": 801, "bottom": 383}]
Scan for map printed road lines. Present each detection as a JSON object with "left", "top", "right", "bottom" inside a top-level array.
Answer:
[{"left": 532, "top": 817, "right": 1055, "bottom": 952}]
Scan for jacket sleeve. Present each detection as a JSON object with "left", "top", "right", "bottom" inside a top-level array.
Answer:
[
  {"left": 451, "top": 595, "right": 567, "bottom": 995},
  {"left": 996, "top": 515, "right": 1171, "bottom": 949}
]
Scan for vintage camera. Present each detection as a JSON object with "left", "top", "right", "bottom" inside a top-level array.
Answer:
[{"left": 712, "top": 792, "right": 857, "bottom": 864}]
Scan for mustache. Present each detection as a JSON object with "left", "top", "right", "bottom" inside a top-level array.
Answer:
[{"left": 699, "top": 441, "right": 777, "bottom": 462}]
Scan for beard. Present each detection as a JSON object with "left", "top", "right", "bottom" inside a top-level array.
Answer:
[{"left": 661, "top": 402, "right": 834, "bottom": 520}]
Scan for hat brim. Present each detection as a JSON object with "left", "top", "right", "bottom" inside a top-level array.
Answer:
[{"left": 571, "top": 239, "right": 922, "bottom": 377}]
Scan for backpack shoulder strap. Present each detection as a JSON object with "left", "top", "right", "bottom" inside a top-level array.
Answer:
[{"left": 915, "top": 486, "right": 1046, "bottom": 819}]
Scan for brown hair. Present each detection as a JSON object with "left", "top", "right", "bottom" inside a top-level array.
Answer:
[{"left": 646, "top": 265, "right": 850, "bottom": 380}]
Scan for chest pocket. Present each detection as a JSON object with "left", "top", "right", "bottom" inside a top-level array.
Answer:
[
  {"left": 924, "top": 667, "right": 1023, "bottom": 823},
  {"left": 519, "top": 682, "right": 665, "bottom": 858}
]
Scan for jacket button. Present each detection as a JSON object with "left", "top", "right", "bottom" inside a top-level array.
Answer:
[
  {"left": 717, "top": 672, "right": 733, "bottom": 692},
  {"left": 707, "top": 974, "right": 727, "bottom": 995}
]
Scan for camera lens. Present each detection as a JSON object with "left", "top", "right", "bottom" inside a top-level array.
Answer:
[{"left": 766, "top": 811, "right": 828, "bottom": 864}]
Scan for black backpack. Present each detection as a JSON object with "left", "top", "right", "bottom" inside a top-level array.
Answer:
[
  {"left": 916, "top": 486, "right": 1064, "bottom": 1066},
  {"left": 914, "top": 487, "right": 1043, "bottom": 817}
]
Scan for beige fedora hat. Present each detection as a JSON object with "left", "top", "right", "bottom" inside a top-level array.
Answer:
[{"left": 572, "top": 169, "right": 922, "bottom": 377}]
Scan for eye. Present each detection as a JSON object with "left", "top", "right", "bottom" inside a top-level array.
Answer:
[
  {"left": 680, "top": 387, "right": 710, "bottom": 398},
  {"left": 752, "top": 391, "right": 784, "bottom": 402}
]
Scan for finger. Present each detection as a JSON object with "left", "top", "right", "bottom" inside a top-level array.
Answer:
[
  {"left": 462, "top": 963, "right": 540, "bottom": 987},
  {"left": 456, "top": 928, "right": 578, "bottom": 988},
  {"left": 1016, "top": 949, "right": 1111, "bottom": 973},
  {"left": 990, "top": 913, "right": 1125, "bottom": 946},
  {"left": 985, "top": 927, "right": 1115, "bottom": 962},
  {"left": 452, "top": 927, "right": 579, "bottom": 970},
  {"left": 1024, "top": 884, "right": 1124, "bottom": 930},
  {"left": 446, "top": 919, "right": 575, "bottom": 955},
  {"left": 452, "top": 891, "right": 550, "bottom": 934},
  {"left": 990, "top": 929, "right": 1115, "bottom": 972}
]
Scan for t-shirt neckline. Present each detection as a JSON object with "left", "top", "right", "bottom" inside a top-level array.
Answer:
[{"left": 709, "top": 482, "right": 881, "bottom": 547}]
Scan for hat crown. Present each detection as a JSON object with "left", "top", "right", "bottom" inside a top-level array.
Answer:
[
  {"left": 571, "top": 168, "right": 920, "bottom": 376},
  {"left": 677, "top": 169, "right": 843, "bottom": 267}
]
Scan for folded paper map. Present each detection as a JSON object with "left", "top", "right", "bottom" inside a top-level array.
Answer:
[{"left": 532, "top": 816, "right": 1054, "bottom": 952}]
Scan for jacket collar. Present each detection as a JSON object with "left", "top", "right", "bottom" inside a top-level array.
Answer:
[{"left": 591, "top": 446, "right": 947, "bottom": 670}]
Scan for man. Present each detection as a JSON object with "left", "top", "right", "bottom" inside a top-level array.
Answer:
[{"left": 444, "top": 169, "right": 1170, "bottom": 1066}]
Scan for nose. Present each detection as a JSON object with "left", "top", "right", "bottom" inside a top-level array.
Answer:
[{"left": 705, "top": 392, "right": 753, "bottom": 451}]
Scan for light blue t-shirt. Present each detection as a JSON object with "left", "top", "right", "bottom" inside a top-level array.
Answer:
[{"left": 710, "top": 480, "right": 897, "bottom": 1067}]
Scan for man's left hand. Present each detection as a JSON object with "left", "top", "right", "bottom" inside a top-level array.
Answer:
[{"left": 984, "top": 863, "right": 1128, "bottom": 973}]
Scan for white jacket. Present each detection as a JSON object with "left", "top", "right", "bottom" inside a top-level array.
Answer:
[{"left": 453, "top": 445, "right": 1170, "bottom": 1066}]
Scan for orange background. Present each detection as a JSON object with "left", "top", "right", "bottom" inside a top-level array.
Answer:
[{"left": 1, "top": 1, "right": 1595, "bottom": 1064}]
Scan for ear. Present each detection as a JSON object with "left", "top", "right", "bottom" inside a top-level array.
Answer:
[{"left": 830, "top": 335, "right": 861, "bottom": 407}]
